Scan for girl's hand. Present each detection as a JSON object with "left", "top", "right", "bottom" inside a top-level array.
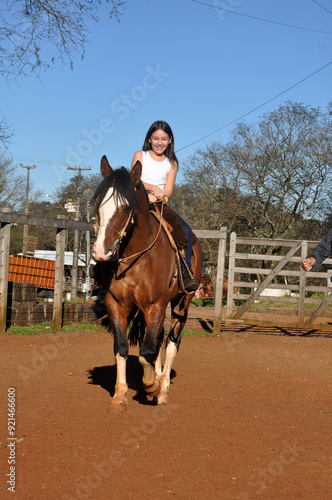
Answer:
[
  {"left": 148, "top": 192, "right": 158, "bottom": 203},
  {"left": 154, "top": 187, "right": 164, "bottom": 200}
]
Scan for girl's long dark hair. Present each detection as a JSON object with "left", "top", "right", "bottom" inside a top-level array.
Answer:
[{"left": 142, "top": 120, "right": 179, "bottom": 165}]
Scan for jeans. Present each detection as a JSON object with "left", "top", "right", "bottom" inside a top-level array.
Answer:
[{"left": 174, "top": 211, "right": 193, "bottom": 268}]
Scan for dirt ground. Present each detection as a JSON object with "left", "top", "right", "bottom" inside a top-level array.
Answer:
[{"left": 1, "top": 307, "right": 332, "bottom": 500}]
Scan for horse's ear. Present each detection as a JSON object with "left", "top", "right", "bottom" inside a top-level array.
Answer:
[
  {"left": 100, "top": 155, "right": 113, "bottom": 178},
  {"left": 130, "top": 160, "right": 142, "bottom": 186}
]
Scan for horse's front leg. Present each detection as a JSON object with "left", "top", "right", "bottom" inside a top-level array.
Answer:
[
  {"left": 157, "top": 334, "right": 180, "bottom": 405},
  {"left": 154, "top": 327, "right": 165, "bottom": 381},
  {"left": 139, "top": 315, "right": 165, "bottom": 397},
  {"left": 157, "top": 298, "right": 189, "bottom": 405},
  {"left": 109, "top": 320, "right": 129, "bottom": 413}
]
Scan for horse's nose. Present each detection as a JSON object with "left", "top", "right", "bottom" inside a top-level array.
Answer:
[{"left": 93, "top": 243, "right": 104, "bottom": 261}]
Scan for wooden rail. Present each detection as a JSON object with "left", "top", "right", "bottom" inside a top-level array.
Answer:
[
  {"left": 195, "top": 229, "right": 227, "bottom": 334},
  {"left": 3, "top": 208, "right": 330, "bottom": 332},
  {"left": 225, "top": 232, "right": 332, "bottom": 330},
  {"left": 0, "top": 208, "right": 227, "bottom": 333}
]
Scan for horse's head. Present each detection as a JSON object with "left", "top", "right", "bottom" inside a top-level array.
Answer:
[{"left": 93, "top": 156, "right": 142, "bottom": 261}]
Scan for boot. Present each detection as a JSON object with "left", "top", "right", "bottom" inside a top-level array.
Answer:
[{"left": 181, "top": 264, "right": 199, "bottom": 293}]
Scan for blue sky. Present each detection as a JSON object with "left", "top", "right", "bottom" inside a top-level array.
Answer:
[{"left": 1, "top": 0, "right": 331, "bottom": 197}]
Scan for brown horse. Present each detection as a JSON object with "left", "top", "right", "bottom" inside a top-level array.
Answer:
[
  {"left": 93, "top": 156, "right": 203, "bottom": 411},
  {"left": 198, "top": 275, "right": 239, "bottom": 299}
]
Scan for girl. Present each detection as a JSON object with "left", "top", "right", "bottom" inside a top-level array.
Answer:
[{"left": 131, "top": 120, "right": 199, "bottom": 293}]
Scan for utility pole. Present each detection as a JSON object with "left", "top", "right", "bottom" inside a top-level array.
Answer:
[
  {"left": 85, "top": 196, "right": 91, "bottom": 297},
  {"left": 21, "top": 164, "right": 36, "bottom": 255},
  {"left": 67, "top": 166, "right": 91, "bottom": 298}
]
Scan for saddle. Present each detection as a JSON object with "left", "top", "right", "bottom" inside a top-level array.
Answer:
[
  {"left": 149, "top": 203, "right": 186, "bottom": 252},
  {"left": 150, "top": 203, "right": 197, "bottom": 248}
]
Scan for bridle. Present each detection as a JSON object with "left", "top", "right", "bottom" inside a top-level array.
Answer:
[
  {"left": 100, "top": 209, "right": 135, "bottom": 260},
  {"left": 94, "top": 192, "right": 167, "bottom": 265}
]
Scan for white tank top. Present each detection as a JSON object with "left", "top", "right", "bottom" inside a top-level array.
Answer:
[{"left": 141, "top": 151, "right": 172, "bottom": 191}]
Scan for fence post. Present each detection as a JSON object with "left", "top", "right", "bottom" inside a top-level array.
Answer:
[
  {"left": 0, "top": 207, "right": 11, "bottom": 334},
  {"left": 53, "top": 216, "right": 66, "bottom": 329},
  {"left": 298, "top": 240, "right": 308, "bottom": 328},
  {"left": 213, "top": 228, "right": 227, "bottom": 334},
  {"left": 226, "top": 232, "right": 237, "bottom": 319}
]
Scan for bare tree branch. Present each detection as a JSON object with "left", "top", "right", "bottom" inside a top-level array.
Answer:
[
  {"left": 0, "top": 0, "right": 125, "bottom": 80},
  {"left": 182, "top": 101, "right": 332, "bottom": 240}
]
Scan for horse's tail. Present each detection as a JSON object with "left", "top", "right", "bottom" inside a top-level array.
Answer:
[{"left": 128, "top": 309, "right": 146, "bottom": 346}]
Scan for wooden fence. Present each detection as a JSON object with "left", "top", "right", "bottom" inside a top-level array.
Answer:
[
  {"left": 0, "top": 208, "right": 92, "bottom": 332},
  {"left": 1, "top": 207, "right": 331, "bottom": 332},
  {"left": 0, "top": 208, "right": 227, "bottom": 333},
  {"left": 224, "top": 232, "right": 332, "bottom": 330}
]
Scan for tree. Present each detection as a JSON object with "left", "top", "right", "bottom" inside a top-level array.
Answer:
[
  {"left": 9, "top": 199, "right": 60, "bottom": 254},
  {"left": 0, "top": 1, "right": 124, "bottom": 167},
  {"left": 0, "top": 116, "right": 13, "bottom": 151},
  {"left": 0, "top": 0, "right": 125, "bottom": 80},
  {"left": 54, "top": 172, "right": 101, "bottom": 217},
  {"left": 182, "top": 101, "right": 332, "bottom": 240},
  {"left": 0, "top": 155, "right": 26, "bottom": 209},
  {"left": 49, "top": 172, "right": 101, "bottom": 256}
]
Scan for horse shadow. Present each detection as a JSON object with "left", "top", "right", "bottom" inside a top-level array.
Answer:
[
  {"left": 198, "top": 318, "right": 213, "bottom": 333},
  {"left": 87, "top": 355, "right": 177, "bottom": 406}
]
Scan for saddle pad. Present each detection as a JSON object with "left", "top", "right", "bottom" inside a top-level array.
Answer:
[{"left": 158, "top": 205, "right": 188, "bottom": 250}]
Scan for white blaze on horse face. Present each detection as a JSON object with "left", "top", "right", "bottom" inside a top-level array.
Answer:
[{"left": 93, "top": 186, "right": 118, "bottom": 261}]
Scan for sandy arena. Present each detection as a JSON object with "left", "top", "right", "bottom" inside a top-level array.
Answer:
[{"left": 1, "top": 307, "right": 331, "bottom": 499}]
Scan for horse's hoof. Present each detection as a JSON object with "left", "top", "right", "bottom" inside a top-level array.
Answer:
[
  {"left": 157, "top": 394, "right": 168, "bottom": 405},
  {"left": 144, "top": 380, "right": 161, "bottom": 397},
  {"left": 108, "top": 399, "right": 126, "bottom": 413}
]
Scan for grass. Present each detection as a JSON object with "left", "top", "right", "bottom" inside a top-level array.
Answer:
[
  {"left": 181, "top": 329, "right": 217, "bottom": 337},
  {"left": 5, "top": 322, "right": 214, "bottom": 338},
  {"left": 191, "top": 298, "right": 214, "bottom": 307},
  {"left": 249, "top": 292, "right": 332, "bottom": 311},
  {"left": 6, "top": 321, "right": 102, "bottom": 336},
  {"left": 63, "top": 296, "right": 89, "bottom": 304}
]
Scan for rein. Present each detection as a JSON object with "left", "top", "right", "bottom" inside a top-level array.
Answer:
[{"left": 117, "top": 197, "right": 167, "bottom": 264}]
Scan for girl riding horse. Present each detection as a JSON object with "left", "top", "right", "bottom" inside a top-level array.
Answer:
[{"left": 131, "top": 120, "right": 199, "bottom": 293}]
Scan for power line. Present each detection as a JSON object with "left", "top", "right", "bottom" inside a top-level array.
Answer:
[
  {"left": 11, "top": 60, "right": 332, "bottom": 161},
  {"left": 9, "top": 152, "right": 95, "bottom": 171},
  {"left": 11, "top": 153, "right": 68, "bottom": 166},
  {"left": 191, "top": 0, "right": 332, "bottom": 35},
  {"left": 176, "top": 60, "right": 332, "bottom": 153},
  {"left": 312, "top": 0, "right": 332, "bottom": 16}
]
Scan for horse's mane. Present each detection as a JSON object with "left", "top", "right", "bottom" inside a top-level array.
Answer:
[{"left": 93, "top": 167, "right": 141, "bottom": 213}]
